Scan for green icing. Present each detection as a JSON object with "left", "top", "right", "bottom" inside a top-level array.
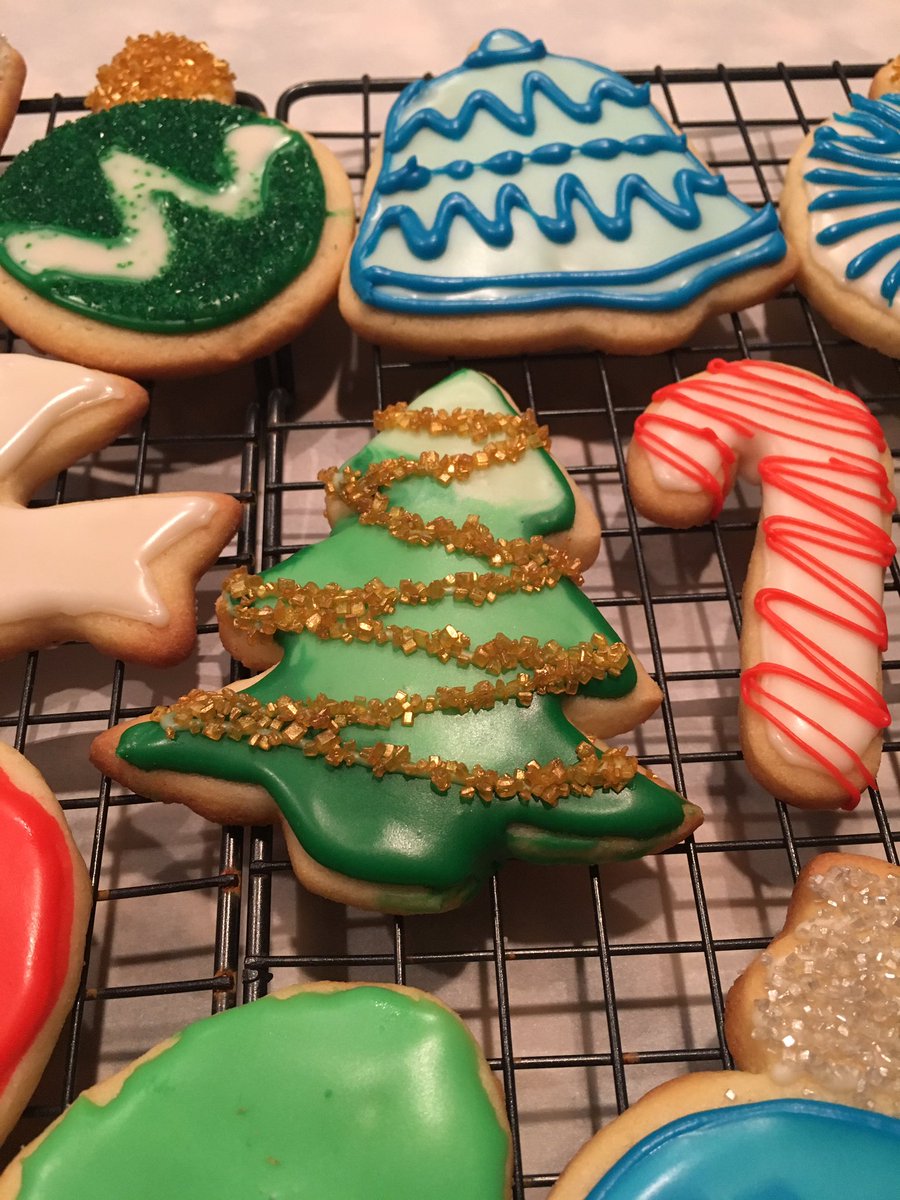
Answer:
[
  {"left": 0, "top": 99, "right": 326, "bottom": 332},
  {"left": 16, "top": 987, "right": 510, "bottom": 1198},
  {"left": 117, "top": 370, "right": 689, "bottom": 898}
]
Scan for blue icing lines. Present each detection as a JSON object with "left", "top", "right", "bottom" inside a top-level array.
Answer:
[
  {"left": 806, "top": 93, "right": 900, "bottom": 304},
  {"left": 351, "top": 30, "right": 788, "bottom": 314}
]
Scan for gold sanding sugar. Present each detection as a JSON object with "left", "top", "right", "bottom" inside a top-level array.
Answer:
[{"left": 85, "top": 32, "right": 236, "bottom": 111}]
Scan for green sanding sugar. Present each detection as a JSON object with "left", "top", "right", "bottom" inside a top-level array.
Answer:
[{"left": 0, "top": 99, "right": 326, "bottom": 333}]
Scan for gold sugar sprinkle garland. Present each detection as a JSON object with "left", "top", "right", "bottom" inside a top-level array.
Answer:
[
  {"left": 188, "top": 402, "right": 640, "bottom": 802},
  {"left": 86, "top": 33, "right": 236, "bottom": 111},
  {"left": 153, "top": 688, "right": 638, "bottom": 805}
]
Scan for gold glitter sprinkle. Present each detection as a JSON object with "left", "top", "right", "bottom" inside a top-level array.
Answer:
[
  {"left": 151, "top": 688, "right": 638, "bottom": 803},
  {"left": 752, "top": 863, "right": 900, "bottom": 1114},
  {"left": 86, "top": 33, "right": 236, "bottom": 111}
]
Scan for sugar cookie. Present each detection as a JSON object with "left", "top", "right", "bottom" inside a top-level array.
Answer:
[
  {"left": 627, "top": 358, "right": 896, "bottom": 809},
  {"left": 550, "top": 853, "right": 900, "bottom": 1199},
  {"left": 340, "top": 29, "right": 794, "bottom": 356},
  {"left": 781, "top": 88, "right": 900, "bottom": 358},
  {"left": 0, "top": 99, "right": 354, "bottom": 377},
  {"left": 92, "top": 369, "right": 701, "bottom": 915},
  {"left": 0, "top": 983, "right": 511, "bottom": 1199},
  {"left": 0, "top": 355, "right": 242, "bottom": 666},
  {"left": 0, "top": 744, "right": 90, "bottom": 1146}
]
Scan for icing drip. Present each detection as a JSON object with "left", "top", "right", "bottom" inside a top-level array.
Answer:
[
  {"left": 115, "top": 370, "right": 690, "bottom": 895},
  {"left": 751, "top": 863, "right": 900, "bottom": 1112},
  {"left": 0, "top": 767, "right": 76, "bottom": 1093},
  {"left": 13, "top": 987, "right": 511, "bottom": 1199},
  {"left": 583, "top": 1100, "right": 900, "bottom": 1200},
  {"left": 632, "top": 358, "right": 895, "bottom": 802},
  {"left": 0, "top": 101, "right": 326, "bottom": 333},
  {"left": 804, "top": 93, "right": 900, "bottom": 308},
  {"left": 349, "top": 28, "right": 788, "bottom": 315}
]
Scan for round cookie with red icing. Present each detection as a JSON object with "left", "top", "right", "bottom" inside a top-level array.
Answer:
[
  {"left": 549, "top": 852, "right": 900, "bottom": 1199},
  {"left": 0, "top": 97, "right": 354, "bottom": 378},
  {"left": 91, "top": 369, "right": 701, "bottom": 915},
  {"left": 0, "top": 355, "right": 242, "bottom": 667},
  {"left": 0, "top": 982, "right": 511, "bottom": 1198},
  {"left": 627, "top": 358, "right": 896, "bottom": 810},
  {"left": 0, "top": 743, "right": 91, "bottom": 1146}
]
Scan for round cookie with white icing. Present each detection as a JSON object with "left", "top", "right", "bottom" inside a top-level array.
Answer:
[
  {"left": 549, "top": 852, "right": 900, "bottom": 1199},
  {"left": 91, "top": 369, "right": 701, "bottom": 915},
  {"left": 626, "top": 358, "right": 896, "bottom": 810},
  {"left": 0, "top": 355, "right": 242, "bottom": 666},
  {"left": 781, "top": 88, "right": 900, "bottom": 358},
  {"left": 0, "top": 98, "right": 354, "bottom": 378},
  {"left": 0, "top": 743, "right": 91, "bottom": 1146},
  {"left": 339, "top": 29, "right": 795, "bottom": 357},
  {"left": 0, "top": 982, "right": 512, "bottom": 1198}
]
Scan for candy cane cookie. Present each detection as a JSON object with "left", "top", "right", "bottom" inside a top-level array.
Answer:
[
  {"left": 550, "top": 853, "right": 900, "bottom": 1199},
  {"left": 0, "top": 744, "right": 90, "bottom": 1145},
  {"left": 627, "top": 358, "right": 896, "bottom": 809}
]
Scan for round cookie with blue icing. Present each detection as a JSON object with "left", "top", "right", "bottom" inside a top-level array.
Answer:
[
  {"left": 781, "top": 82, "right": 900, "bottom": 359},
  {"left": 339, "top": 29, "right": 795, "bottom": 356},
  {"left": 548, "top": 1074, "right": 900, "bottom": 1200},
  {"left": 0, "top": 982, "right": 512, "bottom": 1199},
  {"left": 0, "top": 98, "right": 354, "bottom": 377}
]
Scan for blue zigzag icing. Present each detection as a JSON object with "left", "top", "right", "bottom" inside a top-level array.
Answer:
[
  {"left": 350, "top": 29, "right": 788, "bottom": 315},
  {"left": 806, "top": 93, "right": 900, "bottom": 303}
]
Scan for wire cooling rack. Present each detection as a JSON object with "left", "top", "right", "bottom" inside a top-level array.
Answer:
[{"left": 1, "top": 62, "right": 898, "bottom": 1195}]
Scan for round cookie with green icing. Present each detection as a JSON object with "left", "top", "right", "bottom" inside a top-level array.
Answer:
[
  {"left": 0, "top": 982, "right": 512, "bottom": 1199},
  {"left": 0, "top": 98, "right": 354, "bottom": 377},
  {"left": 91, "top": 369, "right": 701, "bottom": 915}
]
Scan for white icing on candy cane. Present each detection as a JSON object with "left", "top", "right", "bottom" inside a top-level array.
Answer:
[
  {"left": 3, "top": 123, "right": 289, "bottom": 281},
  {"left": 0, "top": 356, "right": 217, "bottom": 625},
  {"left": 632, "top": 359, "right": 896, "bottom": 803}
]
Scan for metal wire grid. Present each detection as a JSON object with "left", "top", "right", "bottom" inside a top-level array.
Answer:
[{"left": 0, "top": 61, "right": 896, "bottom": 1194}]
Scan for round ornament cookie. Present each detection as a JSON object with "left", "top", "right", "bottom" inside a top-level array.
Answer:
[
  {"left": 0, "top": 96, "right": 354, "bottom": 377},
  {"left": 340, "top": 28, "right": 795, "bottom": 356},
  {"left": 781, "top": 88, "right": 900, "bottom": 358},
  {"left": 550, "top": 852, "right": 900, "bottom": 1199},
  {"left": 0, "top": 983, "right": 512, "bottom": 1199},
  {"left": 91, "top": 369, "right": 701, "bottom": 915},
  {"left": 0, "top": 354, "right": 242, "bottom": 666},
  {"left": 627, "top": 357, "right": 896, "bottom": 810},
  {"left": 0, "top": 744, "right": 91, "bottom": 1146}
]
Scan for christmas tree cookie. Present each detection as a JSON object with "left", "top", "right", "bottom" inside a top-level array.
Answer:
[
  {"left": 91, "top": 369, "right": 701, "bottom": 914},
  {"left": 0, "top": 744, "right": 90, "bottom": 1145},
  {"left": 0, "top": 983, "right": 512, "bottom": 1198},
  {"left": 340, "top": 29, "right": 794, "bottom": 356},
  {"left": 0, "top": 89, "right": 354, "bottom": 377},
  {"left": 550, "top": 854, "right": 900, "bottom": 1199}
]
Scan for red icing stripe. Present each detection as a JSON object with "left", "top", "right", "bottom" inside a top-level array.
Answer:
[
  {"left": 633, "top": 359, "right": 895, "bottom": 803},
  {"left": 0, "top": 767, "right": 76, "bottom": 1092}
]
